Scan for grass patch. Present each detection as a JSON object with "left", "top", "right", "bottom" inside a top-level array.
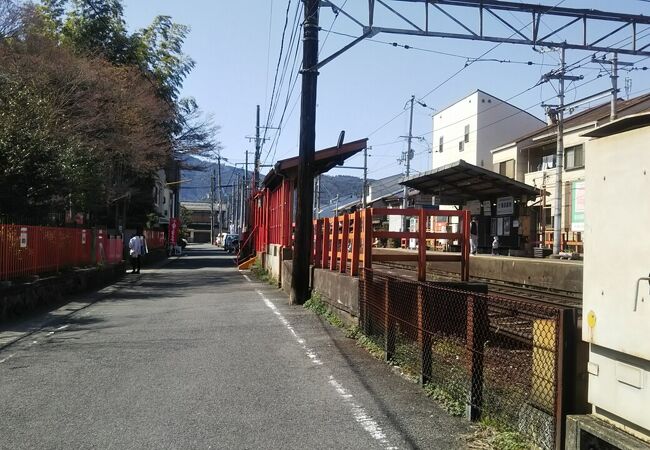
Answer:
[
  {"left": 304, "top": 292, "right": 345, "bottom": 328},
  {"left": 472, "top": 420, "right": 533, "bottom": 450},
  {"left": 250, "top": 261, "right": 278, "bottom": 286},
  {"left": 423, "top": 383, "right": 465, "bottom": 417}
]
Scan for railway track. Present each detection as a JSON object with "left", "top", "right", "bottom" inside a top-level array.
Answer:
[
  {"left": 374, "top": 261, "right": 582, "bottom": 344},
  {"left": 375, "top": 261, "right": 582, "bottom": 310}
]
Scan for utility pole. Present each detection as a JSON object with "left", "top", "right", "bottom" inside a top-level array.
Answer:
[
  {"left": 243, "top": 150, "right": 249, "bottom": 232},
  {"left": 239, "top": 175, "right": 245, "bottom": 233},
  {"left": 592, "top": 53, "right": 633, "bottom": 121},
  {"left": 217, "top": 155, "right": 223, "bottom": 239},
  {"left": 230, "top": 178, "right": 236, "bottom": 233},
  {"left": 291, "top": 0, "right": 319, "bottom": 305},
  {"left": 255, "top": 105, "right": 261, "bottom": 190},
  {"left": 362, "top": 146, "right": 369, "bottom": 209},
  {"left": 210, "top": 169, "right": 215, "bottom": 245},
  {"left": 544, "top": 48, "right": 580, "bottom": 255},
  {"left": 401, "top": 95, "right": 415, "bottom": 232}
]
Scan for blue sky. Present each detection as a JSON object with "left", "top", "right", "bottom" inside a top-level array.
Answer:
[{"left": 123, "top": 0, "right": 650, "bottom": 180}]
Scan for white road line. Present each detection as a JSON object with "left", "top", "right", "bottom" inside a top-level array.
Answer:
[
  {"left": 55, "top": 325, "right": 69, "bottom": 331},
  {"left": 0, "top": 354, "right": 15, "bottom": 364},
  {"left": 256, "top": 289, "right": 397, "bottom": 450},
  {"left": 242, "top": 274, "right": 252, "bottom": 282}
]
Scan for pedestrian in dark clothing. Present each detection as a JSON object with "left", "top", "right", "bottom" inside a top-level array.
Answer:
[{"left": 470, "top": 218, "right": 478, "bottom": 255}]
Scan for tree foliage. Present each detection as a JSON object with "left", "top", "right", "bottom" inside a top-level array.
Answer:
[{"left": 0, "top": 0, "right": 219, "bottom": 225}]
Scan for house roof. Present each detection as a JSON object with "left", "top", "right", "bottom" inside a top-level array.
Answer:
[
  {"left": 401, "top": 159, "right": 539, "bottom": 204},
  {"left": 262, "top": 138, "right": 368, "bottom": 189},
  {"left": 582, "top": 112, "right": 650, "bottom": 138},
  {"left": 500, "top": 93, "right": 650, "bottom": 149}
]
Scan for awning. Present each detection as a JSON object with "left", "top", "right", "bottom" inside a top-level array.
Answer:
[
  {"left": 263, "top": 138, "right": 368, "bottom": 189},
  {"left": 401, "top": 160, "right": 540, "bottom": 204}
]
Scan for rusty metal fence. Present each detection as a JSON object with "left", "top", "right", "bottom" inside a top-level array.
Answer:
[{"left": 359, "top": 269, "right": 577, "bottom": 450}]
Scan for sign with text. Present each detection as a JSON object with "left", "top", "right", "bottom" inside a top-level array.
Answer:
[
  {"left": 571, "top": 180, "right": 585, "bottom": 232},
  {"left": 20, "top": 227, "right": 27, "bottom": 248},
  {"left": 482, "top": 200, "right": 492, "bottom": 216},
  {"left": 169, "top": 218, "right": 181, "bottom": 246},
  {"left": 496, "top": 196, "right": 514, "bottom": 216}
]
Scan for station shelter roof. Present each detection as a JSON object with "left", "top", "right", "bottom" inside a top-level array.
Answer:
[
  {"left": 262, "top": 138, "right": 368, "bottom": 190},
  {"left": 400, "top": 160, "right": 540, "bottom": 204}
]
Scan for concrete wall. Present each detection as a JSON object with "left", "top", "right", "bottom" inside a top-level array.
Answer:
[
  {"left": 265, "top": 244, "right": 282, "bottom": 283},
  {"left": 427, "top": 256, "right": 583, "bottom": 293},
  {"left": 0, "top": 263, "right": 125, "bottom": 322},
  {"left": 312, "top": 268, "right": 359, "bottom": 322}
]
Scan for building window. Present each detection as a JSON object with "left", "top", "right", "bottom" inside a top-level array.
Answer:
[
  {"left": 439, "top": 136, "right": 444, "bottom": 153},
  {"left": 464, "top": 124, "right": 470, "bottom": 143},
  {"left": 565, "top": 144, "right": 584, "bottom": 170},
  {"left": 494, "top": 159, "right": 515, "bottom": 178},
  {"left": 458, "top": 141, "right": 464, "bottom": 152}
]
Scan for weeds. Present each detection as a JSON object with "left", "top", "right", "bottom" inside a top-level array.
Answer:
[{"left": 250, "top": 261, "right": 278, "bottom": 286}]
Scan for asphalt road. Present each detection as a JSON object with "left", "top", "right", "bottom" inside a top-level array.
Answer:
[{"left": 0, "top": 244, "right": 469, "bottom": 449}]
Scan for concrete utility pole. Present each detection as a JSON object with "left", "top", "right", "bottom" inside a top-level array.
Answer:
[
  {"left": 545, "top": 48, "right": 580, "bottom": 255},
  {"left": 362, "top": 146, "right": 369, "bottom": 209},
  {"left": 217, "top": 155, "right": 223, "bottom": 239},
  {"left": 255, "top": 105, "right": 261, "bottom": 190},
  {"left": 314, "top": 176, "right": 321, "bottom": 219},
  {"left": 210, "top": 169, "right": 215, "bottom": 245},
  {"left": 402, "top": 95, "right": 415, "bottom": 232},
  {"left": 291, "top": 0, "right": 319, "bottom": 305},
  {"left": 592, "top": 53, "right": 633, "bottom": 121}
]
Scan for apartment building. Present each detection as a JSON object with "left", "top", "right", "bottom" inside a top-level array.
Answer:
[{"left": 491, "top": 93, "right": 650, "bottom": 250}]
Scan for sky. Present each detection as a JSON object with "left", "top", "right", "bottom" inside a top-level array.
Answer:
[{"left": 122, "top": 0, "right": 650, "bottom": 182}]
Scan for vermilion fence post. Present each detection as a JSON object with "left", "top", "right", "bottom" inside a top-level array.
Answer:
[
  {"left": 351, "top": 210, "right": 360, "bottom": 276},
  {"left": 330, "top": 215, "right": 338, "bottom": 271},
  {"left": 461, "top": 210, "right": 471, "bottom": 281},
  {"left": 418, "top": 209, "right": 427, "bottom": 282},
  {"left": 340, "top": 214, "right": 349, "bottom": 274},
  {"left": 322, "top": 217, "right": 330, "bottom": 269}
]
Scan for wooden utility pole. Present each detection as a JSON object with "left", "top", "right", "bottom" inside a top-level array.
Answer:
[{"left": 291, "top": 0, "right": 319, "bottom": 305}]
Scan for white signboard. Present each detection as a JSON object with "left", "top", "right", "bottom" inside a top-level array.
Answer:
[
  {"left": 496, "top": 196, "right": 514, "bottom": 216},
  {"left": 20, "top": 227, "right": 28, "bottom": 248},
  {"left": 81, "top": 229, "right": 87, "bottom": 245},
  {"left": 465, "top": 200, "right": 481, "bottom": 215},
  {"left": 482, "top": 200, "right": 492, "bottom": 216}
]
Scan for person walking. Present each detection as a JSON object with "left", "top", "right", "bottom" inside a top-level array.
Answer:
[
  {"left": 128, "top": 228, "right": 147, "bottom": 274},
  {"left": 470, "top": 217, "right": 478, "bottom": 255}
]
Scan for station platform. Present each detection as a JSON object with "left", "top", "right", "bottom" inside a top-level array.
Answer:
[{"left": 373, "top": 248, "right": 583, "bottom": 295}]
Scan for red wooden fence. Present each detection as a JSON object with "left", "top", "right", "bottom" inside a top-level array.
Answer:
[
  {"left": 312, "top": 208, "right": 470, "bottom": 282},
  {"left": 1, "top": 225, "right": 124, "bottom": 281}
]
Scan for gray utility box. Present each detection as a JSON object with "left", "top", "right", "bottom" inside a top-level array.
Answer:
[{"left": 566, "top": 116, "right": 650, "bottom": 449}]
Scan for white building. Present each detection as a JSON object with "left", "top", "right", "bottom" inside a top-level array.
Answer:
[{"left": 432, "top": 90, "right": 545, "bottom": 170}]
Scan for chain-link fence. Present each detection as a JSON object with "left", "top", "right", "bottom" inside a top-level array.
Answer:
[{"left": 359, "top": 269, "right": 577, "bottom": 450}]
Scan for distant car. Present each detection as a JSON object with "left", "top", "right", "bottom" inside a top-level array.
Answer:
[{"left": 223, "top": 234, "right": 239, "bottom": 252}]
